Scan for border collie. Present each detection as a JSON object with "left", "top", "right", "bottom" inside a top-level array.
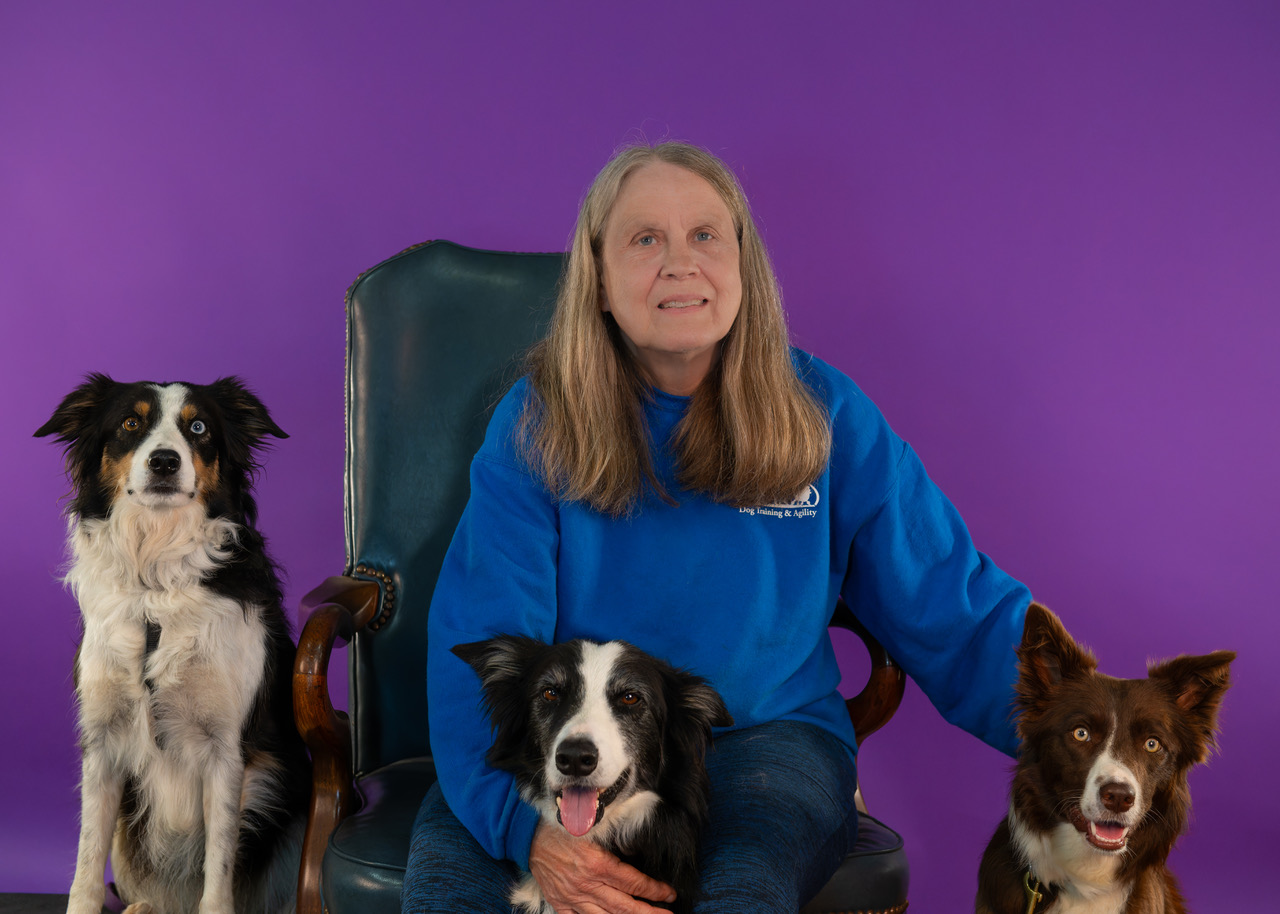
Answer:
[
  {"left": 452, "top": 636, "right": 733, "bottom": 914},
  {"left": 36, "top": 374, "right": 309, "bottom": 914},
  {"left": 976, "top": 603, "right": 1234, "bottom": 914}
]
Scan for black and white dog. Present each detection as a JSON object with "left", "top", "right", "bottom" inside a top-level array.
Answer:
[
  {"left": 37, "top": 374, "right": 309, "bottom": 914},
  {"left": 453, "top": 636, "right": 733, "bottom": 914}
]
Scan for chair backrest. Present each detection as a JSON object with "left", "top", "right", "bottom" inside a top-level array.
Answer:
[{"left": 344, "top": 240, "right": 562, "bottom": 774}]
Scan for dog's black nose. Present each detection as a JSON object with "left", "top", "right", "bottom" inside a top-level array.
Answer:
[
  {"left": 556, "top": 738, "right": 598, "bottom": 777},
  {"left": 1100, "top": 781, "right": 1135, "bottom": 814},
  {"left": 148, "top": 449, "right": 181, "bottom": 476}
]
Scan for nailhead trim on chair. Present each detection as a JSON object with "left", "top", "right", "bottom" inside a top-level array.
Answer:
[
  {"left": 812, "top": 906, "right": 908, "bottom": 914},
  {"left": 351, "top": 564, "right": 395, "bottom": 631}
]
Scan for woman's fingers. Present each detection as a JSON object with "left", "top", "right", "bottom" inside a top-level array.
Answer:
[{"left": 529, "top": 822, "right": 677, "bottom": 914}]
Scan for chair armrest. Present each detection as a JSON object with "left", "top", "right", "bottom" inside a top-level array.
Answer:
[
  {"left": 293, "top": 575, "right": 381, "bottom": 914},
  {"left": 830, "top": 598, "right": 906, "bottom": 745}
]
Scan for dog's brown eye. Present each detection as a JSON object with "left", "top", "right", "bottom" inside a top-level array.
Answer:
[
  {"left": 1144, "top": 738, "right": 1161, "bottom": 753},
  {"left": 619, "top": 692, "right": 641, "bottom": 707},
  {"left": 123, "top": 417, "right": 140, "bottom": 432},
  {"left": 542, "top": 688, "right": 558, "bottom": 702},
  {"left": 1072, "top": 727, "right": 1090, "bottom": 742}
]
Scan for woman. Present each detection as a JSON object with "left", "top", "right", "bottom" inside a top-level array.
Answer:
[{"left": 403, "top": 141, "right": 1031, "bottom": 913}]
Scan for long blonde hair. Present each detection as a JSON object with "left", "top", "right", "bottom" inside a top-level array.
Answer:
[{"left": 520, "top": 141, "right": 831, "bottom": 516}]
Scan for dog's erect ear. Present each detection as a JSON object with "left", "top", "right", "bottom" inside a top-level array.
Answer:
[
  {"left": 205, "top": 376, "right": 288, "bottom": 444},
  {"left": 1148, "top": 650, "right": 1235, "bottom": 764},
  {"left": 1016, "top": 603, "right": 1098, "bottom": 709},
  {"left": 35, "top": 373, "right": 118, "bottom": 443}
]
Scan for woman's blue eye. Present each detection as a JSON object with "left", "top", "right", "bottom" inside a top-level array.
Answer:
[
  {"left": 695, "top": 231, "right": 713, "bottom": 241},
  {"left": 637, "top": 235, "right": 655, "bottom": 246},
  {"left": 190, "top": 420, "right": 206, "bottom": 435}
]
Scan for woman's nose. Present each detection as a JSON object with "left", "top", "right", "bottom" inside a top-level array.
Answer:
[{"left": 662, "top": 238, "right": 698, "bottom": 277}]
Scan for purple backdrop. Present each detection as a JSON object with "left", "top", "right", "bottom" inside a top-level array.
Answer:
[{"left": 4, "top": 1, "right": 1276, "bottom": 907}]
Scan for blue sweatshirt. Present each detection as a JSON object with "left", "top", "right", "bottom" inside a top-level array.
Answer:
[{"left": 426, "top": 350, "right": 1030, "bottom": 868}]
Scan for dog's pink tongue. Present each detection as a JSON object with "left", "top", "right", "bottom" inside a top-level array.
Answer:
[
  {"left": 1094, "top": 822, "right": 1126, "bottom": 843},
  {"left": 559, "top": 787, "right": 600, "bottom": 837}
]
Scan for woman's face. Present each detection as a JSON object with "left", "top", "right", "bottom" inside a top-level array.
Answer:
[{"left": 598, "top": 161, "right": 742, "bottom": 396}]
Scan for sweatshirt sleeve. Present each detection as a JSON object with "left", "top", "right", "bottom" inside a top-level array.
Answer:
[
  {"left": 426, "top": 385, "right": 558, "bottom": 868},
  {"left": 825, "top": 369, "right": 1031, "bottom": 757}
]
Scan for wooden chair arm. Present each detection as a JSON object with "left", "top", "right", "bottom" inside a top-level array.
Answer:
[
  {"left": 830, "top": 598, "right": 906, "bottom": 745},
  {"left": 293, "top": 575, "right": 381, "bottom": 914}
]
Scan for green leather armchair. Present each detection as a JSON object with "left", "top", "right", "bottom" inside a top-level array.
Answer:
[{"left": 292, "top": 240, "right": 911, "bottom": 914}]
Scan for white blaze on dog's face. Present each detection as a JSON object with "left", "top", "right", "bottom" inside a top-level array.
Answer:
[
  {"left": 1068, "top": 715, "right": 1145, "bottom": 852},
  {"left": 545, "top": 640, "right": 629, "bottom": 824},
  {"left": 121, "top": 384, "right": 200, "bottom": 506},
  {"left": 92, "top": 382, "right": 231, "bottom": 513},
  {"left": 540, "top": 642, "right": 638, "bottom": 837}
]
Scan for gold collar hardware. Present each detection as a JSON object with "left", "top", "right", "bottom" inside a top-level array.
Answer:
[{"left": 1023, "top": 868, "right": 1045, "bottom": 913}]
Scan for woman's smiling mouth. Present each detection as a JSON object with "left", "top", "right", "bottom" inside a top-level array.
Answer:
[{"left": 657, "top": 298, "right": 708, "bottom": 310}]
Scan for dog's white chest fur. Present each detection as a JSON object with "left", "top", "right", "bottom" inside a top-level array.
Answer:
[
  {"left": 68, "top": 504, "right": 268, "bottom": 834},
  {"left": 1012, "top": 813, "right": 1132, "bottom": 914}
]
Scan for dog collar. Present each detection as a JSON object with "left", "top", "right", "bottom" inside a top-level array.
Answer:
[{"left": 1023, "top": 868, "right": 1045, "bottom": 913}]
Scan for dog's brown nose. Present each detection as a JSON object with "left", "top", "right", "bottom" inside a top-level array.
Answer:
[
  {"left": 556, "top": 738, "right": 598, "bottom": 777},
  {"left": 148, "top": 449, "right": 181, "bottom": 476},
  {"left": 1100, "top": 781, "right": 1135, "bottom": 814}
]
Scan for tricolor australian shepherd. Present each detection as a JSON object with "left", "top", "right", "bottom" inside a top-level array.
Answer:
[
  {"left": 976, "top": 604, "right": 1234, "bottom": 914},
  {"left": 453, "top": 636, "right": 733, "bottom": 914},
  {"left": 36, "top": 375, "right": 309, "bottom": 914}
]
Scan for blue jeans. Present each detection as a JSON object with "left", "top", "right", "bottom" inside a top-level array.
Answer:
[{"left": 402, "top": 720, "right": 860, "bottom": 913}]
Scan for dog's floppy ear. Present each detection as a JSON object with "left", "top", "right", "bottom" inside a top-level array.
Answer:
[
  {"left": 36, "top": 373, "right": 120, "bottom": 497},
  {"left": 661, "top": 666, "right": 733, "bottom": 753},
  {"left": 1016, "top": 603, "right": 1097, "bottom": 711},
  {"left": 205, "top": 376, "right": 287, "bottom": 459},
  {"left": 452, "top": 635, "right": 545, "bottom": 690},
  {"left": 680, "top": 675, "right": 733, "bottom": 731},
  {"left": 35, "top": 373, "right": 117, "bottom": 442},
  {"left": 452, "top": 635, "right": 547, "bottom": 773},
  {"left": 656, "top": 666, "right": 731, "bottom": 826},
  {"left": 1148, "top": 650, "right": 1235, "bottom": 764}
]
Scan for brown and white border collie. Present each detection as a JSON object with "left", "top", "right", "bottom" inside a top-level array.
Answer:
[
  {"left": 976, "top": 603, "right": 1234, "bottom": 914},
  {"left": 37, "top": 374, "right": 308, "bottom": 914},
  {"left": 453, "top": 636, "right": 732, "bottom": 914}
]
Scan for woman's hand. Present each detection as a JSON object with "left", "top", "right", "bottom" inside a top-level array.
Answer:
[{"left": 528, "top": 821, "right": 677, "bottom": 914}]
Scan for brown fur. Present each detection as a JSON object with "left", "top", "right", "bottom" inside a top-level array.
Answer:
[{"left": 976, "top": 604, "right": 1233, "bottom": 913}]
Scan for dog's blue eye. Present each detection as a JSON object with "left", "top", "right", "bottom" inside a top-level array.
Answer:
[
  {"left": 190, "top": 420, "right": 206, "bottom": 435},
  {"left": 1072, "top": 727, "right": 1090, "bottom": 742}
]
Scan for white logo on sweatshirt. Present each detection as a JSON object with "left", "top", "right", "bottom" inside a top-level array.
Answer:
[{"left": 738, "top": 485, "right": 820, "bottom": 518}]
